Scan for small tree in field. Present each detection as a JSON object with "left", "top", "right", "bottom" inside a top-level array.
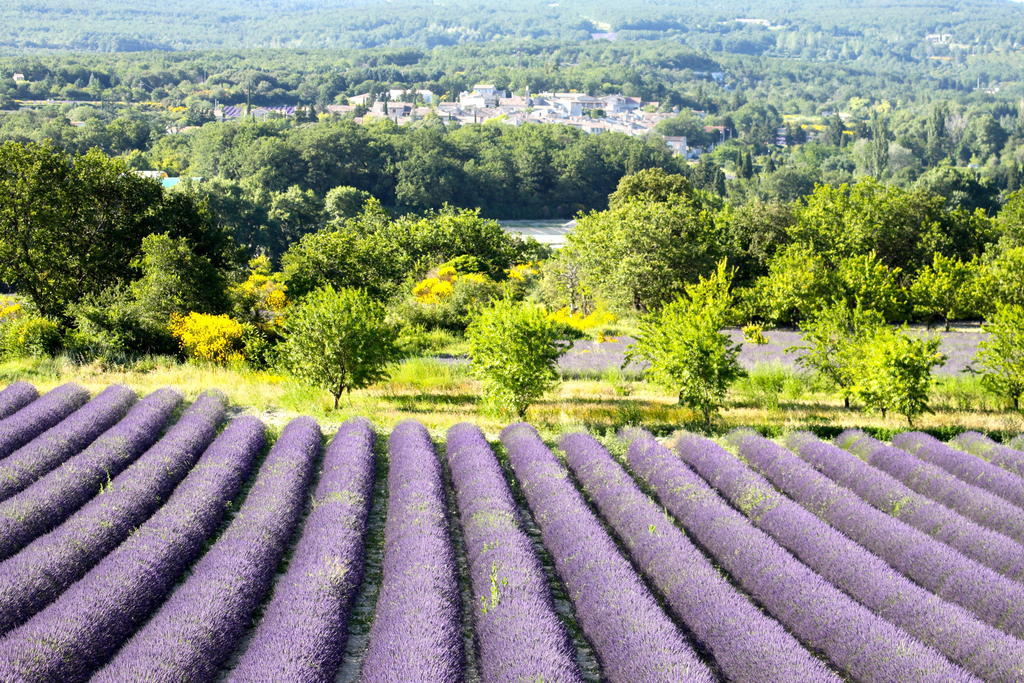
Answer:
[
  {"left": 852, "top": 328, "right": 945, "bottom": 426},
  {"left": 792, "top": 300, "right": 885, "bottom": 408},
  {"left": 280, "top": 286, "right": 402, "bottom": 408},
  {"left": 628, "top": 261, "right": 744, "bottom": 424},
  {"left": 466, "top": 299, "right": 565, "bottom": 418},
  {"left": 976, "top": 304, "right": 1024, "bottom": 410}
]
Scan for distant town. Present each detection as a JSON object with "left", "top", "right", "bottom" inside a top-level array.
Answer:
[{"left": 215, "top": 83, "right": 731, "bottom": 160}]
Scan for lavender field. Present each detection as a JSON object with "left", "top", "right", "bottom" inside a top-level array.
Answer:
[
  {"left": 559, "top": 327, "right": 986, "bottom": 376},
  {"left": 1, "top": 381, "right": 1023, "bottom": 682}
]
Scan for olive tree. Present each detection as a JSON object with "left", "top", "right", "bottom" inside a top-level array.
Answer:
[
  {"left": 466, "top": 299, "right": 565, "bottom": 418},
  {"left": 279, "top": 286, "right": 402, "bottom": 408}
]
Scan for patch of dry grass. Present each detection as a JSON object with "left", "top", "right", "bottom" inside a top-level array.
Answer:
[{"left": 2, "top": 355, "right": 1021, "bottom": 442}]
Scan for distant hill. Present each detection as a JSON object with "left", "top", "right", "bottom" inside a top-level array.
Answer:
[{"left": 1, "top": 0, "right": 1022, "bottom": 53}]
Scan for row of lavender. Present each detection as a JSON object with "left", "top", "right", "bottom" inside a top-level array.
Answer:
[
  {"left": 1, "top": 382, "right": 1024, "bottom": 680},
  {"left": 0, "top": 384, "right": 377, "bottom": 682}
]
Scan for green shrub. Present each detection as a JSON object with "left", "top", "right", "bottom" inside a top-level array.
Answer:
[
  {"left": 628, "top": 261, "right": 744, "bottom": 423},
  {"left": 466, "top": 298, "right": 565, "bottom": 418},
  {"left": 0, "top": 316, "right": 61, "bottom": 359},
  {"left": 279, "top": 286, "right": 403, "bottom": 408}
]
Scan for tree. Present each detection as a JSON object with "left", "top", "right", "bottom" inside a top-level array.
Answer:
[
  {"left": 465, "top": 299, "right": 565, "bottom": 418},
  {"left": 910, "top": 254, "right": 979, "bottom": 329},
  {"left": 745, "top": 244, "right": 834, "bottom": 325},
  {"left": 975, "top": 304, "right": 1024, "bottom": 410},
  {"left": 130, "top": 233, "right": 228, "bottom": 329},
  {"left": 279, "top": 286, "right": 402, "bottom": 408},
  {"left": 628, "top": 261, "right": 744, "bottom": 423},
  {"left": 324, "top": 185, "right": 372, "bottom": 221},
  {"left": 0, "top": 142, "right": 230, "bottom": 320},
  {"left": 851, "top": 328, "right": 945, "bottom": 425},
  {"left": 566, "top": 176, "right": 722, "bottom": 311},
  {"left": 792, "top": 301, "right": 885, "bottom": 408}
]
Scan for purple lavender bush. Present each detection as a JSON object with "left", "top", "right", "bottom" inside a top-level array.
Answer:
[
  {"left": 687, "top": 431, "right": 1024, "bottom": 681},
  {"left": 502, "top": 423, "right": 714, "bottom": 683},
  {"left": 448, "top": 423, "right": 581, "bottom": 683},
  {"left": 953, "top": 431, "right": 1024, "bottom": 479},
  {"left": 230, "top": 417, "right": 376, "bottom": 682},
  {"left": 0, "top": 416, "right": 265, "bottom": 682},
  {"left": 95, "top": 417, "right": 320, "bottom": 681},
  {"left": 787, "top": 430, "right": 1024, "bottom": 580},
  {"left": 0, "top": 383, "right": 89, "bottom": 458},
  {"left": 627, "top": 433, "right": 973, "bottom": 682},
  {"left": 894, "top": 431, "right": 1024, "bottom": 508},
  {"left": 0, "top": 391, "right": 225, "bottom": 634},
  {"left": 0, "top": 384, "right": 136, "bottom": 501},
  {"left": 0, "top": 381, "right": 38, "bottom": 419},
  {"left": 0, "top": 387, "right": 180, "bottom": 560},
  {"left": 360, "top": 420, "right": 463, "bottom": 682},
  {"left": 560, "top": 431, "right": 837, "bottom": 683},
  {"left": 840, "top": 430, "right": 1024, "bottom": 545},
  {"left": 746, "top": 430, "right": 1024, "bottom": 639}
]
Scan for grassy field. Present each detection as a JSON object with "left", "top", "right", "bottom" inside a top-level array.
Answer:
[{"left": 3, "top": 354, "right": 1021, "bottom": 443}]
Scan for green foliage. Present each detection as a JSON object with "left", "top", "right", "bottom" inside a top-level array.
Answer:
[
  {"left": 399, "top": 271, "right": 503, "bottom": 332},
  {"left": 790, "top": 178, "right": 990, "bottom": 274},
  {"left": 279, "top": 286, "right": 402, "bottom": 408},
  {"left": 0, "top": 141, "right": 232, "bottom": 321},
  {"left": 851, "top": 328, "right": 945, "bottom": 425},
  {"left": 628, "top": 261, "right": 744, "bottom": 423},
  {"left": 0, "top": 316, "right": 61, "bottom": 359},
  {"left": 910, "top": 254, "right": 980, "bottom": 328},
  {"left": 976, "top": 304, "right": 1024, "bottom": 410},
  {"left": 976, "top": 246, "right": 1024, "bottom": 315},
  {"left": 66, "top": 286, "right": 175, "bottom": 363},
  {"left": 834, "top": 252, "right": 905, "bottom": 322},
  {"left": 130, "top": 233, "right": 228, "bottom": 328},
  {"left": 565, "top": 172, "right": 722, "bottom": 311},
  {"left": 465, "top": 299, "right": 565, "bottom": 418},
  {"left": 324, "top": 185, "right": 372, "bottom": 221},
  {"left": 792, "top": 301, "right": 885, "bottom": 406},
  {"left": 282, "top": 202, "right": 533, "bottom": 301},
  {"left": 745, "top": 244, "right": 833, "bottom": 325}
]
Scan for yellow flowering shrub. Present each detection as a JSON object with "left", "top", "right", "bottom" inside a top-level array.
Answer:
[
  {"left": 548, "top": 306, "right": 617, "bottom": 335},
  {"left": 0, "top": 297, "right": 23, "bottom": 323},
  {"left": 230, "top": 256, "right": 288, "bottom": 332},
  {"left": 411, "top": 266, "right": 485, "bottom": 305},
  {"left": 169, "top": 312, "right": 245, "bottom": 364},
  {"left": 506, "top": 262, "right": 541, "bottom": 281}
]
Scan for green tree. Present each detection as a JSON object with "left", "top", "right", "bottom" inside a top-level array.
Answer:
[
  {"left": 324, "top": 185, "right": 372, "bottom": 221},
  {"left": 279, "top": 286, "right": 402, "bottom": 408},
  {"left": 465, "top": 299, "right": 565, "bottom": 418},
  {"left": 130, "top": 233, "right": 228, "bottom": 329},
  {"left": 628, "top": 261, "right": 744, "bottom": 423},
  {"left": 851, "top": 328, "right": 945, "bottom": 425},
  {"left": 792, "top": 301, "right": 885, "bottom": 408},
  {"left": 745, "top": 244, "right": 834, "bottom": 325},
  {"left": 0, "top": 141, "right": 230, "bottom": 320},
  {"left": 566, "top": 175, "right": 722, "bottom": 311},
  {"left": 834, "top": 252, "right": 905, "bottom": 323},
  {"left": 975, "top": 305, "right": 1024, "bottom": 410},
  {"left": 910, "top": 254, "right": 980, "bottom": 329}
]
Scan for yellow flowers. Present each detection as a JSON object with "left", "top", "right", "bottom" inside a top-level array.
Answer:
[
  {"left": 548, "top": 306, "right": 616, "bottom": 335},
  {"left": 230, "top": 256, "right": 288, "bottom": 331},
  {"left": 169, "top": 313, "right": 245, "bottom": 364},
  {"left": 506, "top": 262, "right": 540, "bottom": 282},
  {"left": 0, "top": 297, "right": 23, "bottom": 323},
  {"left": 412, "top": 266, "right": 489, "bottom": 304}
]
